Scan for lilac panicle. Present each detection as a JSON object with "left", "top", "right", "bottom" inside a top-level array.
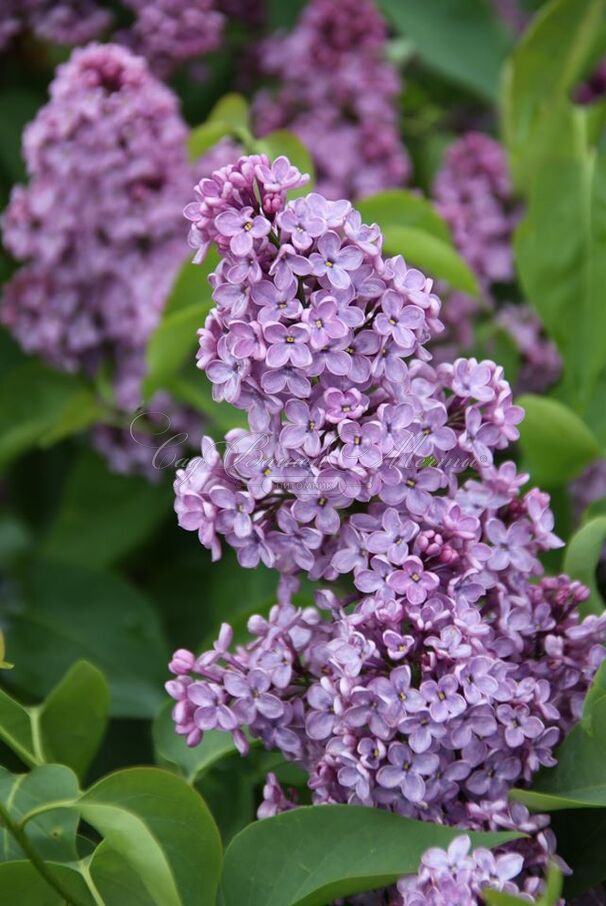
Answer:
[
  {"left": 252, "top": 0, "right": 410, "bottom": 200},
  {"left": 1, "top": 43, "right": 199, "bottom": 476},
  {"left": 168, "top": 153, "right": 606, "bottom": 903},
  {"left": 118, "top": 0, "right": 224, "bottom": 78},
  {"left": 432, "top": 132, "right": 561, "bottom": 394},
  {"left": 0, "top": 0, "right": 110, "bottom": 52}
]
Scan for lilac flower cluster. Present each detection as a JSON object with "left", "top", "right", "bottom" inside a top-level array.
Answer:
[
  {"left": 119, "top": 0, "right": 224, "bottom": 78},
  {"left": 496, "top": 305, "right": 561, "bottom": 395},
  {"left": 1, "top": 43, "right": 198, "bottom": 475},
  {"left": 168, "top": 153, "right": 606, "bottom": 900},
  {"left": 434, "top": 133, "right": 517, "bottom": 290},
  {"left": 0, "top": 0, "right": 109, "bottom": 51},
  {"left": 432, "top": 133, "right": 561, "bottom": 394},
  {"left": 252, "top": 0, "right": 410, "bottom": 200},
  {"left": 397, "top": 835, "right": 526, "bottom": 905}
]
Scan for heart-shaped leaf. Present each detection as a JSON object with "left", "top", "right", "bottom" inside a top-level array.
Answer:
[
  {"left": 516, "top": 395, "right": 600, "bottom": 486},
  {"left": 0, "top": 861, "right": 94, "bottom": 906},
  {"left": 0, "top": 765, "right": 79, "bottom": 863},
  {"left": 38, "top": 660, "right": 109, "bottom": 780},
  {"left": 220, "top": 805, "right": 521, "bottom": 906},
  {"left": 79, "top": 767, "right": 222, "bottom": 906}
]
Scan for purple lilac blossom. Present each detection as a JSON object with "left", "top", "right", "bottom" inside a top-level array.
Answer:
[
  {"left": 496, "top": 304, "right": 562, "bottom": 394},
  {"left": 167, "top": 153, "right": 606, "bottom": 902},
  {"left": 433, "top": 132, "right": 517, "bottom": 291},
  {"left": 252, "top": 0, "right": 410, "bottom": 200},
  {"left": 0, "top": 43, "right": 199, "bottom": 475},
  {"left": 432, "top": 133, "right": 562, "bottom": 395},
  {"left": 118, "top": 0, "right": 224, "bottom": 78},
  {"left": 0, "top": 0, "right": 110, "bottom": 51}
]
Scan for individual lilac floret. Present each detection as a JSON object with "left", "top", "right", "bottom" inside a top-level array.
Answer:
[
  {"left": 1, "top": 43, "right": 198, "bottom": 476},
  {"left": 252, "top": 0, "right": 410, "bottom": 200},
  {"left": 170, "top": 153, "right": 606, "bottom": 902}
]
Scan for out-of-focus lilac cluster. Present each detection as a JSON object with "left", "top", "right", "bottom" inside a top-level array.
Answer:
[
  {"left": 168, "top": 153, "right": 606, "bottom": 901},
  {"left": 118, "top": 0, "right": 224, "bottom": 78},
  {"left": 434, "top": 133, "right": 516, "bottom": 291},
  {"left": 1, "top": 43, "right": 199, "bottom": 476},
  {"left": 432, "top": 132, "right": 561, "bottom": 394},
  {"left": 252, "top": 0, "right": 410, "bottom": 200},
  {"left": 496, "top": 305, "right": 562, "bottom": 395},
  {"left": 0, "top": 0, "right": 226, "bottom": 79},
  {"left": 0, "top": 0, "right": 109, "bottom": 51}
]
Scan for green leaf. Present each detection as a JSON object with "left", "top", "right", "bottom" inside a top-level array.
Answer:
[
  {"left": 0, "top": 362, "right": 93, "bottom": 472},
  {"left": 0, "top": 89, "right": 43, "bottom": 184},
  {"left": 207, "top": 94, "right": 250, "bottom": 131},
  {"left": 166, "top": 370, "right": 248, "bottom": 434},
  {"left": 143, "top": 253, "right": 218, "bottom": 400},
  {"left": 254, "top": 130, "right": 315, "bottom": 195},
  {"left": 0, "top": 688, "right": 38, "bottom": 768},
  {"left": 87, "top": 842, "right": 158, "bottom": 906},
  {"left": 220, "top": 805, "right": 521, "bottom": 906},
  {"left": 0, "top": 765, "right": 79, "bottom": 863},
  {"left": 516, "top": 394, "right": 600, "bottom": 486},
  {"left": 382, "top": 225, "right": 479, "bottom": 295},
  {"left": 379, "top": 0, "right": 510, "bottom": 100},
  {"left": 514, "top": 109, "right": 606, "bottom": 409},
  {"left": 153, "top": 702, "right": 242, "bottom": 783},
  {"left": 37, "top": 389, "right": 105, "bottom": 448},
  {"left": 43, "top": 450, "right": 171, "bottom": 570},
  {"left": 356, "top": 189, "right": 451, "bottom": 241},
  {"left": 502, "top": 0, "right": 605, "bottom": 188},
  {"left": 563, "top": 516, "right": 606, "bottom": 616},
  {"left": 188, "top": 121, "right": 236, "bottom": 162},
  {"left": 0, "top": 861, "right": 94, "bottom": 906},
  {"left": 38, "top": 661, "right": 109, "bottom": 781},
  {"left": 79, "top": 768, "right": 222, "bottom": 906},
  {"left": 551, "top": 808, "right": 606, "bottom": 897},
  {"left": 6, "top": 561, "right": 169, "bottom": 719}
]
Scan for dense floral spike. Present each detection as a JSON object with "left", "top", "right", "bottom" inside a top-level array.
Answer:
[
  {"left": 252, "top": 0, "right": 410, "bottom": 199},
  {"left": 170, "top": 153, "right": 606, "bottom": 901},
  {"left": 432, "top": 133, "right": 561, "bottom": 394},
  {"left": 119, "top": 0, "right": 224, "bottom": 78},
  {"left": 1, "top": 43, "right": 197, "bottom": 475},
  {"left": 0, "top": 0, "right": 110, "bottom": 51},
  {"left": 434, "top": 132, "right": 517, "bottom": 290}
]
